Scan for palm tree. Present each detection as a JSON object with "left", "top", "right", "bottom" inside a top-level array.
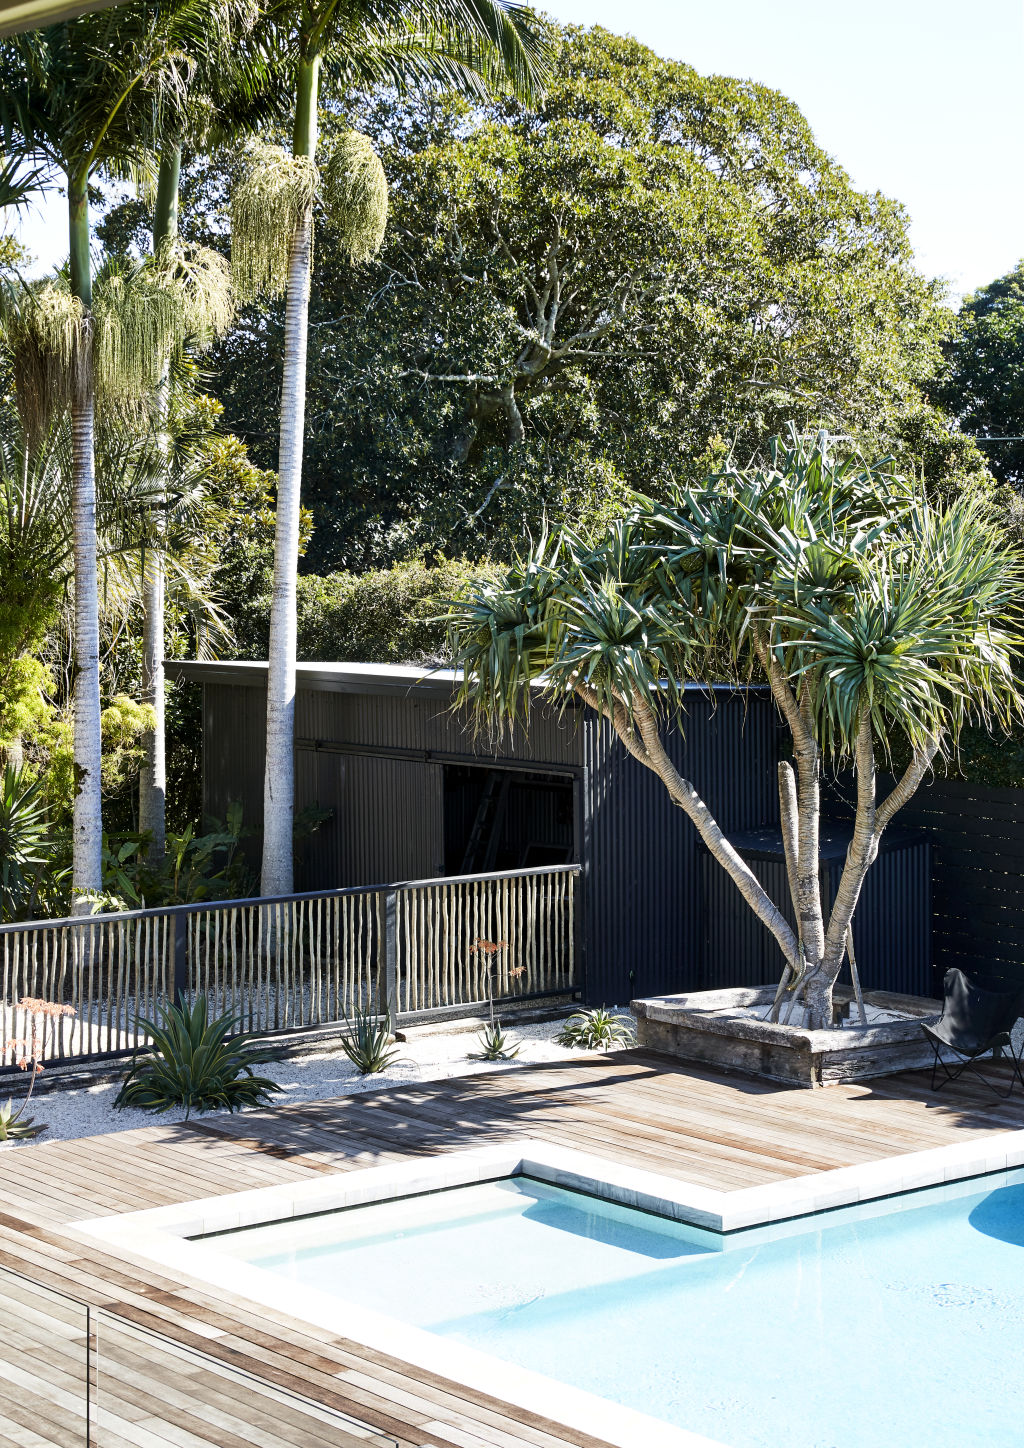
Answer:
[
  {"left": 139, "top": 8, "right": 286, "bottom": 859},
  {"left": 233, "top": 0, "right": 547, "bottom": 898},
  {"left": 0, "top": 400, "right": 230, "bottom": 777},
  {"left": 447, "top": 431, "right": 1024, "bottom": 1029},
  {"left": 0, "top": 5, "right": 196, "bottom": 907},
  {"left": 0, "top": 2, "right": 236, "bottom": 906}
]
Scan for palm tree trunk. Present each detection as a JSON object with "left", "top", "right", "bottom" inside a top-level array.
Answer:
[
  {"left": 139, "top": 143, "right": 181, "bottom": 861},
  {"left": 68, "top": 175, "right": 103, "bottom": 911},
  {"left": 260, "top": 55, "right": 320, "bottom": 899}
]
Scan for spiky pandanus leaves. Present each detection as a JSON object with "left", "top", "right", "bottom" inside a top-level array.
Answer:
[
  {"left": 231, "top": 142, "right": 320, "bottom": 301},
  {"left": 447, "top": 429, "right": 1024, "bottom": 1026}
]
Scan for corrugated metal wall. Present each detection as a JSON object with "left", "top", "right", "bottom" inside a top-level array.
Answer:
[
  {"left": 201, "top": 679, "right": 931, "bottom": 1006},
  {"left": 202, "top": 682, "right": 266, "bottom": 861},
  {"left": 582, "top": 691, "right": 782, "bottom": 1004},
  {"left": 296, "top": 750, "right": 444, "bottom": 888},
  {"left": 295, "top": 689, "right": 585, "bottom": 765},
  {"left": 702, "top": 836, "right": 934, "bottom": 998}
]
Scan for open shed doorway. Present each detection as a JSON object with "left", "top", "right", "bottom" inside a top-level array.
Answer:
[{"left": 443, "top": 765, "right": 576, "bottom": 875}]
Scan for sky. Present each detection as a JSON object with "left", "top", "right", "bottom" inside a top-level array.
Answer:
[{"left": 11, "top": 0, "right": 1024, "bottom": 305}]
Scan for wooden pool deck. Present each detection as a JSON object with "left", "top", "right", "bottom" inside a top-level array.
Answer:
[{"left": 4, "top": 1049, "right": 1024, "bottom": 1448}]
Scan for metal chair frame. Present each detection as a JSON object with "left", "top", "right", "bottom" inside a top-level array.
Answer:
[{"left": 924, "top": 969, "right": 1024, "bottom": 1100}]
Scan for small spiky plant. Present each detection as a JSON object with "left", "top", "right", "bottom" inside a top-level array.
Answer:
[
  {"left": 556, "top": 1008, "right": 636, "bottom": 1052},
  {"left": 469, "top": 1020, "right": 520, "bottom": 1062},
  {"left": 115, "top": 995, "right": 281, "bottom": 1119},
  {"left": 338, "top": 1004, "right": 404, "bottom": 1075},
  {"left": 0, "top": 1041, "right": 47, "bottom": 1143}
]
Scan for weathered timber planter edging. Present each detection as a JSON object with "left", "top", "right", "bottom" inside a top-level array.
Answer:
[{"left": 632, "top": 986, "right": 941, "bottom": 1087}]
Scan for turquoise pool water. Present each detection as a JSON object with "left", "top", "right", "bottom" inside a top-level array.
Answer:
[{"left": 213, "top": 1170, "right": 1024, "bottom": 1448}]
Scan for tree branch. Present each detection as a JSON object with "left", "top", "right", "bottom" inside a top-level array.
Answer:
[
  {"left": 626, "top": 695, "right": 801, "bottom": 971},
  {"left": 875, "top": 737, "right": 939, "bottom": 833}
]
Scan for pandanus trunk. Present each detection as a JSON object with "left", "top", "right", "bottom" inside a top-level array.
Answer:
[
  {"left": 260, "top": 56, "right": 321, "bottom": 898},
  {"left": 68, "top": 176, "right": 103, "bottom": 910},
  {"left": 139, "top": 144, "right": 181, "bottom": 860}
]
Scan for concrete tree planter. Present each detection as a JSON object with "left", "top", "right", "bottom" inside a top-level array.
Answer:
[{"left": 632, "top": 986, "right": 941, "bottom": 1087}]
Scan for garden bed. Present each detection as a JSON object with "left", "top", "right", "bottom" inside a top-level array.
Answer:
[{"left": 632, "top": 986, "right": 941, "bottom": 1087}]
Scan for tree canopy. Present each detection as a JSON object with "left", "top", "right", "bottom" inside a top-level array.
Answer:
[
  {"left": 939, "top": 259, "right": 1024, "bottom": 490},
  {"left": 186, "top": 20, "right": 988, "bottom": 571}
]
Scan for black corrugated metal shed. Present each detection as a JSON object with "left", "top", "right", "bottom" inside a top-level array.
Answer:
[
  {"left": 167, "top": 661, "right": 933, "bottom": 1003},
  {"left": 168, "top": 661, "right": 785, "bottom": 1004}
]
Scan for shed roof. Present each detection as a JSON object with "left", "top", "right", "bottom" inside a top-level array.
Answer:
[
  {"left": 165, "top": 659, "right": 464, "bottom": 698},
  {"left": 165, "top": 659, "right": 766, "bottom": 702}
]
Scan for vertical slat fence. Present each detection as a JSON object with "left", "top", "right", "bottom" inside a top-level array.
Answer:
[{"left": 0, "top": 865, "right": 579, "bottom": 1071}]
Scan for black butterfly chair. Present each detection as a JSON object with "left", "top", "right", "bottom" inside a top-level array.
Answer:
[{"left": 922, "top": 969, "right": 1024, "bottom": 1099}]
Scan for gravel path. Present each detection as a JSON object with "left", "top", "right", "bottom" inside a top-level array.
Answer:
[{"left": 0, "top": 1014, "right": 629, "bottom": 1149}]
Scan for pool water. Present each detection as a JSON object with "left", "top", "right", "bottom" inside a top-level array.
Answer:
[{"left": 212, "top": 1170, "right": 1024, "bottom": 1448}]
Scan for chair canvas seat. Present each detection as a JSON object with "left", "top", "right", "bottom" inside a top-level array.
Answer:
[{"left": 923, "top": 969, "right": 1024, "bottom": 1098}]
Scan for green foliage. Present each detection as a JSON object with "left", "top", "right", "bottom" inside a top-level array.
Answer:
[
  {"left": 939, "top": 260, "right": 1024, "bottom": 490},
  {"left": 338, "top": 1004, "right": 402, "bottom": 1074},
  {"left": 100, "top": 695, "right": 156, "bottom": 796},
  {"left": 202, "top": 21, "right": 974, "bottom": 572},
  {"left": 0, "top": 1092, "right": 46, "bottom": 1141},
  {"left": 102, "top": 804, "right": 254, "bottom": 910},
  {"left": 114, "top": 995, "right": 281, "bottom": 1118},
  {"left": 255, "top": 556, "right": 497, "bottom": 664},
  {"left": 449, "top": 429, "right": 1024, "bottom": 770},
  {"left": 468, "top": 1019, "right": 519, "bottom": 1061},
  {"left": 556, "top": 1008, "right": 636, "bottom": 1051},
  {"left": 0, "top": 657, "right": 52, "bottom": 758},
  {"left": 0, "top": 764, "right": 58, "bottom": 921}
]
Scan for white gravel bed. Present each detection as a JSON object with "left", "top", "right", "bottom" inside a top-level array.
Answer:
[{"left": 0, "top": 1013, "right": 635, "bottom": 1148}]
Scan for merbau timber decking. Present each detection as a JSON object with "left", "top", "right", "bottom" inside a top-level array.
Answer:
[{"left": 4, "top": 1050, "right": 1024, "bottom": 1448}]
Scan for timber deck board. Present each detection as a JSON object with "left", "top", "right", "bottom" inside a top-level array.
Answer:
[{"left": 3, "top": 1049, "right": 1024, "bottom": 1448}]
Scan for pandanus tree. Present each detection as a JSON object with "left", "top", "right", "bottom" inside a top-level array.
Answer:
[
  {"left": 447, "top": 431, "right": 1024, "bottom": 1029},
  {"left": 233, "top": 0, "right": 547, "bottom": 898}
]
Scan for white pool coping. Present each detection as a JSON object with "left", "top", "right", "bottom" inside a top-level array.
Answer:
[{"left": 72, "top": 1128, "right": 1024, "bottom": 1448}]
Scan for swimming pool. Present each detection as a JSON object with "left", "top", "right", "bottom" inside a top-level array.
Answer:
[{"left": 209, "top": 1169, "right": 1024, "bottom": 1448}]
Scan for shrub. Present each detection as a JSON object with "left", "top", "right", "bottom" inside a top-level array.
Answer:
[
  {"left": 294, "top": 556, "right": 496, "bottom": 665},
  {"left": 114, "top": 995, "right": 281, "bottom": 1118},
  {"left": 556, "top": 1008, "right": 636, "bottom": 1052}
]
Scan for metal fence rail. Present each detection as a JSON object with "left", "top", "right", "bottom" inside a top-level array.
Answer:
[
  {"left": 0, "top": 864, "right": 580, "bottom": 1070},
  {"left": 0, "top": 1263, "right": 398, "bottom": 1447}
]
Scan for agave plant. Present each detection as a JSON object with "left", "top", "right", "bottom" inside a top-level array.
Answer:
[
  {"left": 0, "top": 1095, "right": 45, "bottom": 1142},
  {"left": 0, "top": 1041, "right": 47, "bottom": 1143},
  {"left": 556, "top": 1008, "right": 636, "bottom": 1052},
  {"left": 338, "top": 1004, "right": 403, "bottom": 1075},
  {"left": 468, "top": 1020, "right": 520, "bottom": 1062},
  {"left": 114, "top": 995, "right": 281, "bottom": 1118}
]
